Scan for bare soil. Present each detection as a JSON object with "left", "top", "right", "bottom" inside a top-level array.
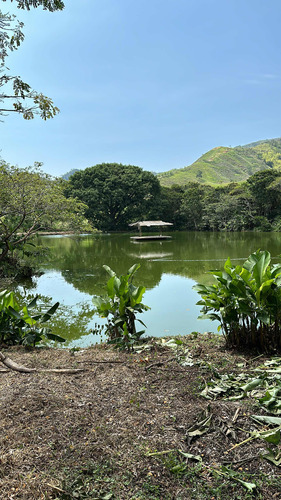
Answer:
[{"left": 0, "top": 334, "right": 280, "bottom": 499}]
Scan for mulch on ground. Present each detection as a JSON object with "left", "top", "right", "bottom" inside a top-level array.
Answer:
[{"left": 0, "top": 334, "right": 280, "bottom": 499}]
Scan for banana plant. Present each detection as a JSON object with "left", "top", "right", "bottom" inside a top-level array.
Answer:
[
  {"left": 93, "top": 264, "right": 150, "bottom": 350},
  {"left": 194, "top": 250, "right": 281, "bottom": 352},
  {"left": 0, "top": 290, "right": 64, "bottom": 346}
]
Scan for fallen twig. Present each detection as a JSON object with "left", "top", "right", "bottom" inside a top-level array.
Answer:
[
  {"left": 146, "top": 449, "right": 176, "bottom": 456},
  {"left": 76, "top": 359, "right": 124, "bottom": 364},
  {"left": 145, "top": 356, "right": 176, "bottom": 371},
  {"left": 46, "top": 483, "right": 68, "bottom": 494},
  {"left": 0, "top": 352, "right": 36, "bottom": 373},
  {"left": 232, "top": 407, "right": 240, "bottom": 423},
  {"left": 0, "top": 351, "right": 88, "bottom": 373},
  {"left": 222, "top": 455, "right": 260, "bottom": 466}
]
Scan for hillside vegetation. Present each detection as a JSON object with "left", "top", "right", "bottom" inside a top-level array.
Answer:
[{"left": 158, "top": 137, "right": 281, "bottom": 187}]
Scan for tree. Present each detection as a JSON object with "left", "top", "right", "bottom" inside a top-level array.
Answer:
[
  {"left": 0, "top": 0, "right": 64, "bottom": 119},
  {"left": 65, "top": 163, "right": 161, "bottom": 231},
  {"left": 179, "top": 182, "right": 204, "bottom": 230},
  {"left": 247, "top": 170, "right": 281, "bottom": 220},
  {"left": 0, "top": 161, "right": 90, "bottom": 264},
  {"left": 157, "top": 185, "right": 184, "bottom": 229}
]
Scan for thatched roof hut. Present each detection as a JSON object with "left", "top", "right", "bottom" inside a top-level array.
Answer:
[{"left": 129, "top": 220, "right": 173, "bottom": 240}]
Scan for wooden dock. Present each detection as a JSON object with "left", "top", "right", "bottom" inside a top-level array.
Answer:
[{"left": 130, "top": 235, "right": 172, "bottom": 241}]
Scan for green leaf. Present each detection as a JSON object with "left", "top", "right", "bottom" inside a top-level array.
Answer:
[
  {"left": 131, "top": 285, "right": 146, "bottom": 305},
  {"left": 128, "top": 263, "right": 140, "bottom": 276},
  {"left": 27, "top": 296, "right": 38, "bottom": 309},
  {"left": 235, "top": 479, "right": 257, "bottom": 492},
  {"left": 103, "top": 265, "right": 116, "bottom": 277},
  {"left": 8, "top": 306, "right": 21, "bottom": 320},
  {"left": 261, "top": 428, "right": 281, "bottom": 445},
  {"left": 45, "top": 333, "right": 66, "bottom": 342},
  {"left": 252, "top": 415, "right": 281, "bottom": 426},
  {"left": 106, "top": 276, "right": 116, "bottom": 298},
  {"left": 262, "top": 448, "right": 281, "bottom": 466},
  {"left": 252, "top": 250, "right": 271, "bottom": 288},
  {"left": 40, "top": 302, "right": 59, "bottom": 322},
  {"left": 178, "top": 450, "right": 202, "bottom": 462},
  {"left": 241, "top": 378, "right": 264, "bottom": 393}
]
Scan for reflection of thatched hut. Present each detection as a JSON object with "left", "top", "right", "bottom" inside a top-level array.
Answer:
[{"left": 129, "top": 220, "right": 173, "bottom": 241}]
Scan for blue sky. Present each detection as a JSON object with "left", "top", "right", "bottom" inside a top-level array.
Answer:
[{"left": 1, "top": 0, "right": 281, "bottom": 176}]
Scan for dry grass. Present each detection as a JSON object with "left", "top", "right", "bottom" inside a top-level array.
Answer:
[{"left": 0, "top": 335, "right": 280, "bottom": 499}]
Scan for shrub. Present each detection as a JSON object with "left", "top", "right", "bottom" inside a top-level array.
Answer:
[
  {"left": 0, "top": 290, "right": 64, "bottom": 346},
  {"left": 194, "top": 250, "right": 281, "bottom": 352},
  {"left": 93, "top": 264, "right": 150, "bottom": 350}
]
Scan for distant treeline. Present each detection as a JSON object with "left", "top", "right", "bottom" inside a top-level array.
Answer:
[{"left": 65, "top": 164, "right": 281, "bottom": 232}]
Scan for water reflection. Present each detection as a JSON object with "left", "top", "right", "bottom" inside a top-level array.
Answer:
[{"left": 17, "top": 231, "right": 281, "bottom": 347}]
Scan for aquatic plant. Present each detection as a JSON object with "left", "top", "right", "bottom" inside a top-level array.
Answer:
[
  {"left": 194, "top": 250, "right": 281, "bottom": 352},
  {"left": 0, "top": 290, "right": 64, "bottom": 346},
  {"left": 93, "top": 264, "right": 150, "bottom": 350}
]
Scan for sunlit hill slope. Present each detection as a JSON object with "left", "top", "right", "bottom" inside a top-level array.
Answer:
[{"left": 158, "top": 138, "right": 281, "bottom": 187}]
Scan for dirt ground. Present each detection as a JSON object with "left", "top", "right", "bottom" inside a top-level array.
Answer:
[{"left": 0, "top": 334, "right": 280, "bottom": 499}]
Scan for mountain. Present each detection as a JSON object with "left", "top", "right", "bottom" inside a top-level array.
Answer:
[
  {"left": 61, "top": 169, "right": 79, "bottom": 180},
  {"left": 158, "top": 137, "right": 281, "bottom": 187}
]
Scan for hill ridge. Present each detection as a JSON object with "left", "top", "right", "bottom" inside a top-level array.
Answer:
[{"left": 158, "top": 137, "right": 281, "bottom": 187}]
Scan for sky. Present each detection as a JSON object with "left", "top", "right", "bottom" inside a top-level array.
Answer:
[{"left": 1, "top": 0, "right": 281, "bottom": 177}]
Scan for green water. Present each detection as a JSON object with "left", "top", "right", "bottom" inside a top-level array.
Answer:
[{"left": 18, "top": 231, "right": 281, "bottom": 347}]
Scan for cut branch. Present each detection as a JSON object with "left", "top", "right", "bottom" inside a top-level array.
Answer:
[{"left": 0, "top": 351, "right": 87, "bottom": 373}]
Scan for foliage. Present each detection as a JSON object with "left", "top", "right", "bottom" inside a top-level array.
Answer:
[
  {"left": 158, "top": 145, "right": 270, "bottom": 187},
  {"left": 93, "top": 264, "right": 150, "bottom": 350},
  {"left": 0, "top": 289, "right": 64, "bottom": 346},
  {"left": 0, "top": 0, "right": 64, "bottom": 120},
  {"left": 157, "top": 185, "right": 185, "bottom": 229},
  {"left": 179, "top": 183, "right": 204, "bottom": 230},
  {"left": 201, "top": 191, "right": 256, "bottom": 231},
  {"left": 0, "top": 161, "right": 91, "bottom": 268},
  {"left": 65, "top": 163, "right": 161, "bottom": 231},
  {"left": 160, "top": 169, "right": 281, "bottom": 232},
  {"left": 247, "top": 170, "right": 281, "bottom": 219},
  {"left": 194, "top": 250, "right": 281, "bottom": 352}
]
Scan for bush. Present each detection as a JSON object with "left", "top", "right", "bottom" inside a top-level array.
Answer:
[
  {"left": 194, "top": 250, "right": 281, "bottom": 352},
  {"left": 0, "top": 290, "right": 64, "bottom": 346},
  {"left": 93, "top": 264, "right": 150, "bottom": 350}
]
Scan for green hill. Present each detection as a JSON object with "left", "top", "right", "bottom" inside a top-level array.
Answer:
[
  {"left": 158, "top": 138, "right": 281, "bottom": 187},
  {"left": 61, "top": 169, "right": 80, "bottom": 180}
]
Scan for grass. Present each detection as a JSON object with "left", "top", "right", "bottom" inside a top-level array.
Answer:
[{"left": 158, "top": 145, "right": 271, "bottom": 187}]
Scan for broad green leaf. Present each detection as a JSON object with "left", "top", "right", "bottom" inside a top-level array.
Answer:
[
  {"left": 241, "top": 378, "right": 264, "bottom": 393},
  {"left": 103, "top": 265, "right": 115, "bottom": 277},
  {"left": 8, "top": 306, "right": 21, "bottom": 320},
  {"left": 131, "top": 285, "right": 146, "bottom": 305},
  {"left": 46, "top": 333, "right": 66, "bottom": 342},
  {"left": 252, "top": 415, "right": 281, "bottom": 426},
  {"left": 113, "top": 276, "right": 121, "bottom": 294},
  {"left": 40, "top": 302, "right": 59, "bottom": 322},
  {"left": 22, "top": 305, "right": 36, "bottom": 325},
  {"left": 128, "top": 263, "right": 140, "bottom": 276},
  {"left": 27, "top": 296, "right": 38, "bottom": 309},
  {"left": 260, "top": 428, "right": 281, "bottom": 445},
  {"left": 106, "top": 276, "right": 115, "bottom": 298},
  {"left": 136, "top": 318, "right": 147, "bottom": 328},
  {"left": 252, "top": 250, "right": 271, "bottom": 288}
]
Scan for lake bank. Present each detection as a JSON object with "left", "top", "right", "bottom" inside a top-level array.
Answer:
[{"left": 0, "top": 334, "right": 280, "bottom": 499}]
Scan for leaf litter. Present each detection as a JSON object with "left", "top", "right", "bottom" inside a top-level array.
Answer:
[{"left": 0, "top": 334, "right": 281, "bottom": 499}]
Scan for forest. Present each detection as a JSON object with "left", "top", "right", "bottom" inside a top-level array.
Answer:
[{"left": 65, "top": 163, "right": 281, "bottom": 232}]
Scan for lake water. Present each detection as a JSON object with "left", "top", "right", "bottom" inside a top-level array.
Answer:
[{"left": 17, "top": 231, "right": 281, "bottom": 347}]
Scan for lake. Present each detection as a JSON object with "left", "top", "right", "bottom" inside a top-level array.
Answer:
[{"left": 17, "top": 231, "right": 281, "bottom": 347}]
